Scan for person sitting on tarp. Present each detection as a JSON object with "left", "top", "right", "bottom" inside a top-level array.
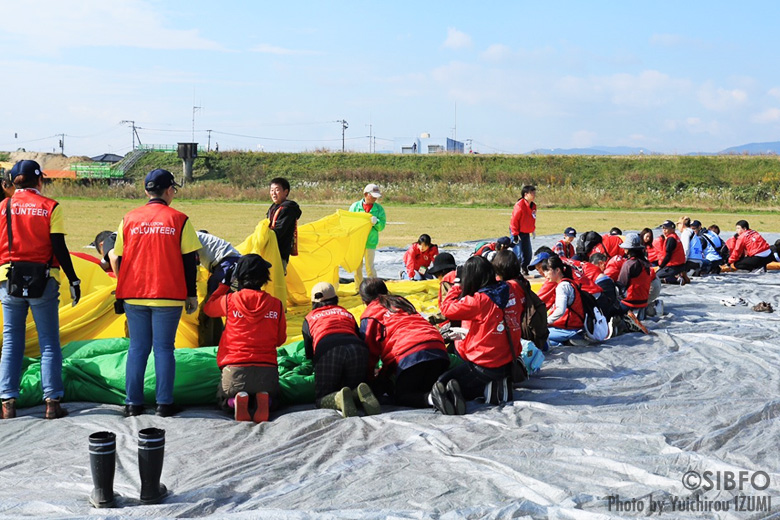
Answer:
[
  {"left": 701, "top": 224, "right": 726, "bottom": 274},
  {"left": 727, "top": 220, "right": 773, "bottom": 272},
  {"left": 437, "top": 256, "right": 520, "bottom": 412},
  {"left": 539, "top": 255, "right": 586, "bottom": 347},
  {"left": 553, "top": 227, "right": 577, "bottom": 259},
  {"left": 402, "top": 233, "right": 439, "bottom": 280},
  {"left": 203, "top": 254, "right": 285, "bottom": 423},
  {"left": 655, "top": 220, "right": 690, "bottom": 285},
  {"left": 473, "top": 236, "right": 512, "bottom": 261},
  {"left": 359, "top": 278, "right": 451, "bottom": 412},
  {"left": 302, "top": 282, "right": 379, "bottom": 418}
]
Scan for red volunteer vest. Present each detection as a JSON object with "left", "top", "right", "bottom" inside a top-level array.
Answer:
[
  {"left": 0, "top": 189, "right": 60, "bottom": 267},
  {"left": 622, "top": 263, "right": 653, "bottom": 308},
  {"left": 550, "top": 279, "right": 585, "bottom": 330},
  {"left": 662, "top": 234, "right": 686, "bottom": 267},
  {"left": 305, "top": 305, "right": 359, "bottom": 353},
  {"left": 115, "top": 201, "right": 189, "bottom": 300},
  {"left": 362, "top": 301, "right": 446, "bottom": 367}
]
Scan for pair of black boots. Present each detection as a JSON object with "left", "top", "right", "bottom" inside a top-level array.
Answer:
[{"left": 89, "top": 427, "right": 169, "bottom": 508}]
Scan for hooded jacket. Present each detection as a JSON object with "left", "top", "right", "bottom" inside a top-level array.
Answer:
[
  {"left": 403, "top": 242, "right": 439, "bottom": 278},
  {"left": 440, "top": 282, "right": 516, "bottom": 369},
  {"left": 203, "top": 284, "right": 286, "bottom": 368}
]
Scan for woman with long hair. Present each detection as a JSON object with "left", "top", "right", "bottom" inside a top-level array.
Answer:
[
  {"left": 437, "top": 256, "right": 521, "bottom": 413},
  {"left": 359, "top": 278, "right": 450, "bottom": 411},
  {"left": 540, "top": 255, "right": 586, "bottom": 347}
]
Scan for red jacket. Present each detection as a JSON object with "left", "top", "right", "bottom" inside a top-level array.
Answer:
[
  {"left": 581, "top": 261, "right": 603, "bottom": 284},
  {"left": 509, "top": 198, "right": 536, "bottom": 235},
  {"left": 438, "top": 270, "right": 457, "bottom": 307},
  {"left": 360, "top": 300, "right": 446, "bottom": 373},
  {"left": 561, "top": 258, "right": 602, "bottom": 296},
  {"left": 440, "top": 284, "right": 515, "bottom": 368},
  {"left": 403, "top": 243, "right": 439, "bottom": 278},
  {"left": 115, "top": 201, "right": 189, "bottom": 300},
  {"left": 601, "top": 234, "right": 624, "bottom": 258},
  {"left": 604, "top": 256, "right": 626, "bottom": 282},
  {"left": 729, "top": 229, "right": 770, "bottom": 264},
  {"left": 0, "top": 189, "right": 60, "bottom": 267},
  {"left": 548, "top": 279, "right": 585, "bottom": 330},
  {"left": 204, "top": 284, "right": 286, "bottom": 368},
  {"left": 538, "top": 280, "right": 557, "bottom": 307}
]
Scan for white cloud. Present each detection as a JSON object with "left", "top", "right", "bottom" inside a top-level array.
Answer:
[
  {"left": 250, "top": 44, "right": 322, "bottom": 56},
  {"left": 698, "top": 84, "right": 747, "bottom": 111},
  {"left": 768, "top": 87, "right": 780, "bottom": 99},
  {"left": 481, "top": 44, "right": 512, "bottom": 62},
  {"left": 0, "top": 0, "right": 224, "bottom": 53},
  {"left": 752, "top": 108, "right": 780, "bottom": 123},
  {"left": 650, "top": 33, "right": 686, "bottom": 47},
  {"left": 443, "top": 28, "right": 472, "bottom": 50}
]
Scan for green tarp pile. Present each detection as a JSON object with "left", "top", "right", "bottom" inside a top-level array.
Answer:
[{"left": 15, "top": 338, "right": 315, "bottom": 408}]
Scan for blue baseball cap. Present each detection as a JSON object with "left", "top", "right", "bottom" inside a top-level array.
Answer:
[
  {"left": 564, "top": 227, "right": 577, "bottom": 237},
  {"left": 9, "top": 160, "right": 44, "bottom": 180},
  {"left": 144, "top": 169, "right": 181, "bottom": 191},
  {"left": 496, "top": 236, "right": 512, "bottom": 247},
  {"left": 528, "top": 252, "right": 550, "bottom": 267}
]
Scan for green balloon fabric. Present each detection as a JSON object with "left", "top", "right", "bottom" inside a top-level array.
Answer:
[{"left": 15, "top": 338, "right": 316, "bottom": 409}]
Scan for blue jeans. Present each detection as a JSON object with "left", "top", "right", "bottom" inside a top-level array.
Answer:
[
  {"left": 0, "top": 277, "right": 63, "bottom": 400},
  {"left": 124, "top": 303, "right": 183, "bottom": 406},
  {"left": 547, "top": 327, "right": 583, "bottom": 348},
  {"left": 513, "top": 233, "right": 533, "bottom": 270}
]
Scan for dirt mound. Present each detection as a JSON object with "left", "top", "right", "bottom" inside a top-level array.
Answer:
[{"left": 8, "top": 151, "right": 91, "bottom": 170}]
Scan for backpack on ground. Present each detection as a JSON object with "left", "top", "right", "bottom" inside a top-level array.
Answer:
[{"left": 576, "top": 285, "right": 610, "bottom": 342}]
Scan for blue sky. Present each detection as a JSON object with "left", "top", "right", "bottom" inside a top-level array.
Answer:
[{"left": 2, "top": 1, "right": 779, "bottom": 156}]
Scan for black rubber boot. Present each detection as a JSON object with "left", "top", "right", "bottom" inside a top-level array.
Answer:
[
  {"left": 88, "top": 431, "right": 117, "bottom": 508},
  {"left": 138, "top": 427, "right": 169, "bottom": 504}
]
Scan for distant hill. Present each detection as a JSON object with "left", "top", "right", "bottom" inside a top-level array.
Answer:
[
  {"left": 718, "top": 141, "right": 780, "bottom": 155},
  {"left": 526, "top": 146, "right": 659, "bottom": 156}
]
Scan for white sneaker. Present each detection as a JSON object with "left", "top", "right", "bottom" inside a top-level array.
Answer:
[{"left": 654, "top": 299, "right": 664, "bottom": 316}]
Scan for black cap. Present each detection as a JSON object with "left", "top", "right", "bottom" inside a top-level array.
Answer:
[
  {"left": 690, "top": 220, "right": 702, "bottom": 228},
  {"left": 144, "top": 169, "right": 181, "bottom": 191},
  {"left": 564, "top": 227, "right": 577, "bottom": 237},
  {"left": 496, "top": 236, "right": 512, "bottom": 247},
  {"left": 234, "top": 253, "right": 272, "bottom": 282},
  {"left": 427, "top": 252, "right": 457, "bottom": 275},
  {"left": 660, "top": 220, "right": 676, "bottom": 229},
  {"left": 10, "top": 160, "right": 44, "bottom": 180}
]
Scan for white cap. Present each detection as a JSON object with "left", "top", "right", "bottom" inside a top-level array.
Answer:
[{"left": 363, "top": 183, "right": 382, "bottom": 198}]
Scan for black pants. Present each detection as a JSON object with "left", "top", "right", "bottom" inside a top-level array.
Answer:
[
  {"left": 314, "top": 343, "right": 369, "bottom": 405},
  {"left": 393, "top": 358, "right": 450, "bottom": 408},
  {"left": 734, "top": 255, "right": 772, "bottom": 271},
  {"left": 438, "top": 359, "right": 510, "bottom": 401},
  {"left": 656, "top": 264, "right": 685, "bottom": 283}
]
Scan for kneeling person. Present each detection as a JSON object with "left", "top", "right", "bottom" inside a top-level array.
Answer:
[{"left": 203, "top": 254, "right": 286, "bottom": 422}]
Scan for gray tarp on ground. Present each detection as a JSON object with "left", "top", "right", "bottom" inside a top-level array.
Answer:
[{"left": 1, "top": 235, "right": 779, "bottom": 519}]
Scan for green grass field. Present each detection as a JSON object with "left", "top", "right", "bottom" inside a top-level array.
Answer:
[{"left": 62, "top": 199, "right": 780, "bottom": 256}]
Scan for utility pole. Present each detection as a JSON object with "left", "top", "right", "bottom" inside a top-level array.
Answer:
[
  {"left": 58, "top": 133, "right": 65, "bottom": 155},
  {"left": 206, "top": 130, "right": 212, "bottom": 152},
  {"left": 120, "top": 120, "right": 140, "bottom": 150},
  {"left": 366, "top": 123, "right": 373, "bottom": 153},
  {"left": 336, "top": 119, "right": 348, "bottom": 152},
  {"left": 192, "top": 106, "right": 201, "bottom": 142}
]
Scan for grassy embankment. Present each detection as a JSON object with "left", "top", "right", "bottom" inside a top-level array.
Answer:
[{"left": 33, "top": 151, "right": 780, "bottom": 251}]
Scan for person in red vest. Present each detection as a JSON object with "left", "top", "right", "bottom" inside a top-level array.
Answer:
[
  {"left": 655, "top": 220, "right": 689, "bottom": 285},
  {"left": 616, "top": 233, "right": 653, "bottom": 333},
  {"left": 0, "top": 160, "right": 80, "bottom": 420},
  {"left": 509, "top": 185, "right": 537, "bottom": 275},
  {"left": 402, "top": 233, "right": 439, "bottom": 280},
  {"left": 204, "top": 254, "right": 286, "bottom": 422},
  {"left": 114, "top": 169, "right": 201, "bottom": 418},
  {"left": 728, "top": 220, "right": 773, "bottom": 271},
  {"left": 553, "top": 227, "right": 577, "bottom": 258},
  {"left": 540, "top": 255, "right": 586, "bottom": 347},
  {"left": 267, "top": 177, "right": 302, "bottom": 274},
  {"left": 360, "top": 278, "right": 451, "bottom": 411},
  {"left": 302, "top": 282, "right": 379, "bottom": 418}
]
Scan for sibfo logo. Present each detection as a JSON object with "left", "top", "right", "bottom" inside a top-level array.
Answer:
[{"left": 681, "top": 470, "right": 770, "bottom": 491}]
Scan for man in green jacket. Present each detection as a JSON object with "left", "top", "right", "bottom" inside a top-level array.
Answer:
[{"left": 349, "top": 183, "right": 386, "bottom": 288}]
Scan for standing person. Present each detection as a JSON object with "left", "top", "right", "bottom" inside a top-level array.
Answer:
[
  {"left": 349, "top": 183, "right": 386, "bottom": 288},
  {"left": 267, "top": 177, "right": 302, "bottom": 274},
  {"left": 203, "top": 254, "right": 286, "bottom": 422},
  {"left": 302, "top": 282, "right": 379, "bottom": 418},
  {"left": 727, "top": 220, "right": 773, "bottom": 271},
  {"left": 655, "top": 220, "right": 689, "bottom": 285},
  {"left": 0, "top": 160, "right": 81, "bottom": 420},
  {"left": 402, "top": 233, "right": 439, "bottom": 280},
  {"left": 437, "top": 256, "right": 518, "bottom": 411},
  {"left": 196, "top": 230, "right": 241, "bottom": 347},
  {"left": 114, "top": 169, "right": 201, "bottom": 418},
  {"left": 359, "top": 278, "right": 451, "bottom": 411},
  {"left": 509, "top": 185, "right": 536, "bottom": 275},
  {"left": 553, "top": 227, "right": 577, "bottom": 258}
]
